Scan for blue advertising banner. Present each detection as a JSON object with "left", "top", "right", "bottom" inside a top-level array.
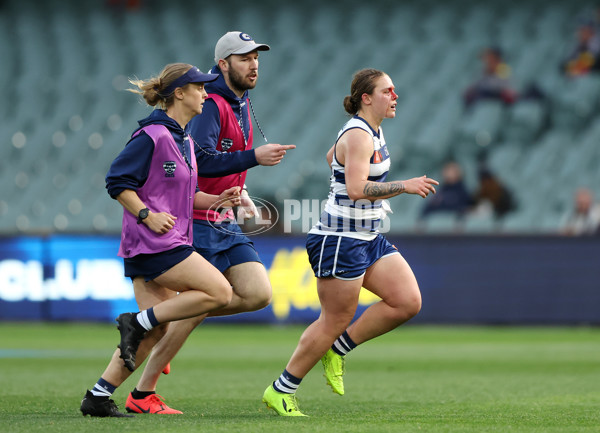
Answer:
[
  {"left": 0, "top": 236, "right": 136, "bottom": 321},
  {"left": 1, "top": 235, "right": 599, "bottom": 324}
]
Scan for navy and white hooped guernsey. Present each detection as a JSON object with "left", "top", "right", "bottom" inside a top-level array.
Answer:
[{"left": 309, "top": 115, "right": 391, "bottom": 241}]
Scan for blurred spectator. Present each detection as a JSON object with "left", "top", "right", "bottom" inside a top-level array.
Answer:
[
  {"left": 575, "top": 4, "right": 600, "bottom": 33},
  {"left": 422, "top": 161, "right": 473, "bottom": 218},
  {"left": 471, "top": 167, "right": 515, "bottom": 219},
  {"left": 560, "top": 187, "right": 600, "bottom": 235},
  {"left": 560, "top": 21, "right": 600, "bottom": 77},
  {"left": 106, "top": 0, "right": 142, "bottom": 10},
  {"left": 463, "top": 46, "right": 518, "bottom": 108},
  {"left": 594, "top": 4, "right": 600, "bottom": 30}
]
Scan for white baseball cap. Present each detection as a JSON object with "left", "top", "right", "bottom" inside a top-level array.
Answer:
[{"left": 214, "top": 31, "right": 270, "bottom": 63}]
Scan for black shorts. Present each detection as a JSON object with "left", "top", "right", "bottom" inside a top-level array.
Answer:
[{"left": 123, "top": 245, "right": 195, "bottom": 282}]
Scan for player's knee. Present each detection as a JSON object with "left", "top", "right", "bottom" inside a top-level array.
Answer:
[
  {"left": 405, "top": 294, "right": 422, "bottom": 318},
  {"left": 213, "top": 283, "right": 233, "bottom": 309},
  {"left": 322, "top": 310, "right": 355, "bottom": 335},
  {"left": 394, "top": 293, "right": 422, "bottom": 321},
  {"left": 257, "top": 293, "right": 271, "bottom": 310},
  {"left": 250, "top": 285, "right": 272, "bottom": 311}
]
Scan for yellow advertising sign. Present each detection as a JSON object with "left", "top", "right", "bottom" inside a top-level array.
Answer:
[{"left": 268, "top": 247, "right": 381, "bottom": 320}]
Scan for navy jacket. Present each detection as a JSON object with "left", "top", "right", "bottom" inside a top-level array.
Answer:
[{"left": 187, "top": 65, "right": 259, "bottom": 178}]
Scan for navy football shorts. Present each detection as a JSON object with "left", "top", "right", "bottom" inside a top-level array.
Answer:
[
  {"left": 305, "top": 233, "right": 399, "bottom": 280},
  {"left": 193, "top": 220, "right": 262, "bottom": 273}
]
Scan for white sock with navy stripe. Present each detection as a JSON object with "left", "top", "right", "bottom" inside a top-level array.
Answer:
[
  {"left": 332, "top": 330, "right": 357, "bottom": 356},
  {"left": 91, "top": 377, "right": 117, "bottom": 397},
  {"left": 273, "top": 369, "right": 302, "bottom": 394},
  {"left": 136, "top": 307, "right": 159, "bottom": 331}
]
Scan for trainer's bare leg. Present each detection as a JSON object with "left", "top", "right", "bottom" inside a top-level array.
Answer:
[
  {"left": 135, "top": 261, "right": 271, "bottom": 391},
  {"left": 97, "top": 280, "right": 176, "bottom": 387},
  {"left": 99, "top": 253, "right": 232, "bottom": 387},
  {"left": 150, "top": 252, "right": 233, "bottom": 322},
  {"left": 210, "top": 261, "right": 271, "bottom": 316}
]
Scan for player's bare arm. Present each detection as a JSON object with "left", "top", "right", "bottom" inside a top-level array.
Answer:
[
  {"left": 364, "top": 175, "right": 438, "bottom": 199},
  {"left": 363, "top": 181, "right": 405, "bottom": 197},
  {"left": 339, "top": 129, "right": 385, "bottom": 201},
  {"left": 326, "top": 145, "right": 335, "bottom": 167},
  {"left": 340, "top": 129, "right": 438, "bottom": 200}
]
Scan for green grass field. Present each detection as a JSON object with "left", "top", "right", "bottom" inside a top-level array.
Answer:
[{"left": 0, "top": 323, "right": 598, "bottom": 433}]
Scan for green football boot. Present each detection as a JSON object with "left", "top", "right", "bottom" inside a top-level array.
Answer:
[
  {"left": 262, "top": 385, "right": 307, "bottom": 417},
  {"left": 321, "top": 348, "right": 345, "bottom": 395}
]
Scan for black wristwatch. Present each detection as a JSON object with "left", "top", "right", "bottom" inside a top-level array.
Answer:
[{"left": 137, "top": 208, "right": 150, "bottom": 224}]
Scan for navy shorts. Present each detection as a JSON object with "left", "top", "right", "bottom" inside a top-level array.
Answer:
[
  {"left": 305, "top": 233, "right": 399, "bottom": 280},
  {"left": 123, "top": 244, "right": 195, "bottom": 282},
  {"left": 193, "top": 220, "right": 262, "bottom": 273}
]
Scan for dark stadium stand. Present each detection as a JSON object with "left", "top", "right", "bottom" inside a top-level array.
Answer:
[{"left": 1, "top": 0, "right": 599, "bottom": 234}]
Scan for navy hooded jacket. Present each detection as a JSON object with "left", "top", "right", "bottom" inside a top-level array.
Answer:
[{"left": 186, "top": 65, "right": 259, "bottom": 178}]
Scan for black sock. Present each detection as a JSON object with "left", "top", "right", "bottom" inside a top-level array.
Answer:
[{"left": 131, "top": 387, "right": 156, "bottom": 399}]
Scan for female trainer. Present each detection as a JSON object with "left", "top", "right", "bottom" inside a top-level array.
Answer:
[{"left": 80, "top": 63, "right": 239, "bottom": 417}]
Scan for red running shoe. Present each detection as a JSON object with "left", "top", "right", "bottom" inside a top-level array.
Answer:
[
  {"left": 125, "top": 393, "right": 182, "bottom": 414},
  {"left": 162, "top": 363, "right": 171, "bottom": 375}
]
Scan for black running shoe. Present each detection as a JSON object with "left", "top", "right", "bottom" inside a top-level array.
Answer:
[
  {"left": 116, "top": 312, "right": 146, "bottom": 372},
  {"left": 80, "top": 390, "right": 134, "bottom": 418}
]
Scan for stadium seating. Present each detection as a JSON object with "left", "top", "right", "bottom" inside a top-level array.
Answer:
[{"left": 0, "top": 0, "right": 598, "bottom": 235}]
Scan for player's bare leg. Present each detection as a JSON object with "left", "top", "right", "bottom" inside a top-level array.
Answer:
[
  {"left": 263, "top": 277, "right": 361, "bottom": 416},
  {"left": 285, "top": 277, "right": 361, "bottom": 379},
  {"left": 345, "top": 253, "right": 421, "bottom": 344},
  {"left": 314, "top": 254, "right": 421, "bottom": 397}
]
